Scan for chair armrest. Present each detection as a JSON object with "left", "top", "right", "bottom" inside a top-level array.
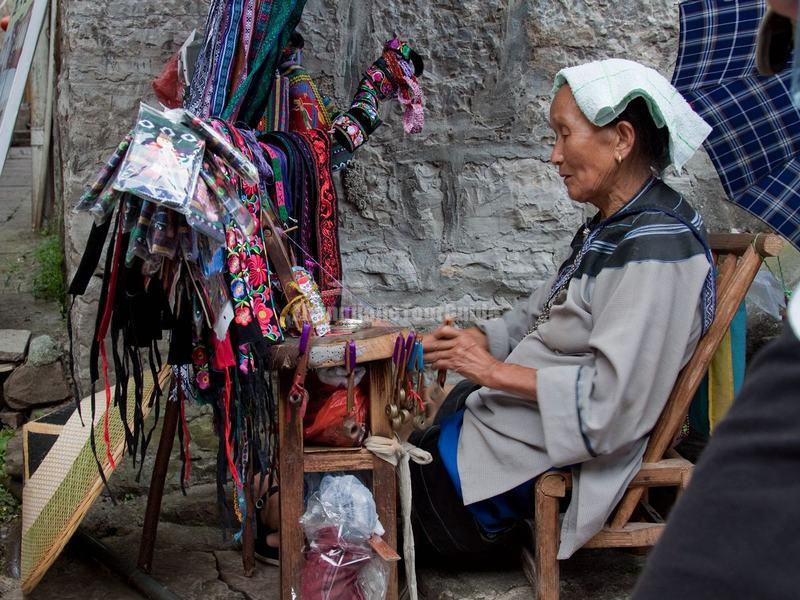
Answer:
[{"left": 536, "top": 457, "right": 693, "bottom": 499}]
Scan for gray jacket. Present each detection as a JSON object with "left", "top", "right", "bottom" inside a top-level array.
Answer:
[{"left": 464, "top": 180, "right": 711, "bottom": 558}]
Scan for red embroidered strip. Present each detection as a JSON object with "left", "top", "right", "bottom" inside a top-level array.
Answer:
[
  {"left": 301, "top": 129, "right": 342, "bottom": 311},
  {"left": 97, "top": 216, "right": 125, "bottom": 469}
]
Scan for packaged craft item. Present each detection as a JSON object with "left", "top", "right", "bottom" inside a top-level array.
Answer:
[
  {"left": 300, "top": 475, "right": 388, "bottom": 600},
  {"left": 113, "top": 103, "right": 205, "bottom": 213},
  {"left": 181, "top": 110, "right": 260, "bottom": 185},
  {"left": 284, "top": 266, "right": 330, "bottom": 336},
  {"left": 74, "top": 132, "right": 133, "bottom": 212},
  {"left": 87, "top": 179, "right": 122, "bottom": 225},
  {"left": 186, "top": 177, "right": 225, "bottom": 244},
  {"left": 199, "top": 161, "right": 256, "bottom": 237}
]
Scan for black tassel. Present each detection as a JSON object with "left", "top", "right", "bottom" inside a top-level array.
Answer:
[
  {"left": 66, "top": 296, "right": 84, "bottom": 425},
  {"left": 138, "top": 342, "right": 162, "bottom": 481},
  {"left": 89, "top": 382, "right": 116, "bottom": 505},
  {"left": 111, "top": 324, "right": 134, "bottom": 457}
]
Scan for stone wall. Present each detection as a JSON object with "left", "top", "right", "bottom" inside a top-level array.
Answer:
[
  {"left": 59, "top": 0, "right": 765, "bottom": 382},
  {"left": 58, "top": 0, "right": 208, "bottom": 383}
]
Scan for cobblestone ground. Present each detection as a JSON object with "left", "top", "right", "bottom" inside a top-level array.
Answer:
[{"left": 0, "top": 402, "right": 646, "bottom": 600}]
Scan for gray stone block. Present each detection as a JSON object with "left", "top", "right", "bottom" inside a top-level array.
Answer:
[
  {"left": 0, "top": 331, "right": 31, "bottom": 364},
  {"left": 27, "top": 335, "right": 62, "bottom": 367},
  {"left": 0, "top": 411, "right": 24, "bottom": 430}
]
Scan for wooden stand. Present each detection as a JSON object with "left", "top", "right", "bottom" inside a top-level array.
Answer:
[
  {"left": 137, "top": 326, "right": 401, "bottom": 600},
  {"left": 272, "top": 325, "right": 401, "bottom": 600}
]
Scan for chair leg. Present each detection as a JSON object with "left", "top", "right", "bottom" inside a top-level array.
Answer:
[{"left": 534, "top": 487, "right": 560, "bottom": 600}]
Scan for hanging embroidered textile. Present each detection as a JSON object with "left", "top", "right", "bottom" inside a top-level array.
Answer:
[{"left": 69, "top": 0, "right": 426, "bottom": 544}]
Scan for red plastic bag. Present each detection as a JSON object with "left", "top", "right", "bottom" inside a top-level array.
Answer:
[
  {"left": 152, "top": 52, "right": 183, "bottom": 109},
  {"left": 301, "top": 525, "right": 371, "bottom": 600},
  {"left": 304, "top": 387, "right": 367, "bottom": 447}
]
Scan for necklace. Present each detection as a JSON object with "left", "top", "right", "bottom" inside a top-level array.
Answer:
[
  {"left": 527, "top": 221, "right": 594, "bottom": 336},
  {"left": 527, "top": 177, "right": 657, "bottom": 336}
]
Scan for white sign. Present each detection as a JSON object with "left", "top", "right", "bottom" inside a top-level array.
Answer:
[{"left": 0, "top": 0, "right": 48, "bottom": 175}]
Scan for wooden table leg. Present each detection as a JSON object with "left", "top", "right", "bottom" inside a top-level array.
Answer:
[
  {"left": 137, "top": 396, "right": 179, "bottom": 573},
  {"left": 279, "top": 372, "right": 305, "bottom": 598},
  {"left": 369, "top": 360, "right": 399, "bottom": 600}
]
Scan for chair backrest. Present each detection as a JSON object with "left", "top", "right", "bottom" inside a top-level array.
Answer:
[{"left": 609, "top": 233, "right": 784, "bottom": 529}]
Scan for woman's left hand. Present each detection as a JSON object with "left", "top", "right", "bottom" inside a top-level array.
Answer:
[{"left": 424, "top": 325, "right": 501, "bottom": 388}]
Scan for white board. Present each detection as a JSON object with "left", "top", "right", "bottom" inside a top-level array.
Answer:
[{"left": 0, "top": 0, "right": 48, "bottom": 176}]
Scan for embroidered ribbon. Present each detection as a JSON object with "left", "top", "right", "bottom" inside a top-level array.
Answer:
[
  {"left": 229, "top": 0, "right": 257, "bottom": 97},
  {"left": 300, "top": 129, "right": 342, "bottom": 310},
  {"left": 383, "top": 38, "right": 425, "bottom": 134},
  {"left": 186, "top": 0, "right": 226, "bottom": 116},
  {"left": 364, "top": 435, "right": 432, "bottom": 600},
  {"left": 97, "top": 212, "right": 126, "bottom": 469},
  {"left": 210, "top": 0, "right": 244, "bottom": 117},
  {"left": 223, "top": 0, "right": 307, "bottom": 125},
  {"left": 258, "top": 142, "right": 289, "bottom": 222}
]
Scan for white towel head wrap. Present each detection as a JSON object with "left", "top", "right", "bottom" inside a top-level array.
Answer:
[{"left": 552, "top": 58, "right": 712, "bottom": 172}]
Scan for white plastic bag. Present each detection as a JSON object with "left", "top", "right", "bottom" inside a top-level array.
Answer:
[
  {"left": 299, "top": 475, "right": 388, "bottom": 600},
  {"left": 747, "top": 270, "right": 787, "bottom": 320}
]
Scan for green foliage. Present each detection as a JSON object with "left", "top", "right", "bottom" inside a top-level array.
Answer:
[
  {"left": 32, "top": 234, "right": 66, "bottom": 309},
  {"left": 0, "top": 428, "right": 19, "bottom": 523}
]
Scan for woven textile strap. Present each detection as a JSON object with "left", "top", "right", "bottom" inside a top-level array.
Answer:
[{"left": 364, "top": 435, "right": 432, "bottom": 600}]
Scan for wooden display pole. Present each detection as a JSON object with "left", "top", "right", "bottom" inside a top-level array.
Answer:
[{"left": 137, "top": 398, "right": 180, "bottom": 573}]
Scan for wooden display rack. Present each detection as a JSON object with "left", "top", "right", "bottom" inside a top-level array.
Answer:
[
  {"left": 271, "top": 325, "right": 401, "bottom": 599},
  {"left": 136, "top": 325, "right": 402, "bottom": 600}
]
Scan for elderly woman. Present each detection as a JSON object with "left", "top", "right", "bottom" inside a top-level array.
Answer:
[{"left": 412, "top": 58, "right": 715, "bottom": 561}]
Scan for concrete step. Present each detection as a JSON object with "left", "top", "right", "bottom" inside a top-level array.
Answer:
[{"left": 12, "top": 102, "right": 30, "bottom": 146}]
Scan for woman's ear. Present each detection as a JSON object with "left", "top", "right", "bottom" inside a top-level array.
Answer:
[{"left": 614, "top": 120, "right": 637, "bottom": 160}]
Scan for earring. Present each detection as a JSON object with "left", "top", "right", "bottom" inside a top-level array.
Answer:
[{"left": 616, "top": 154, "right": 623, "bottom": 165}]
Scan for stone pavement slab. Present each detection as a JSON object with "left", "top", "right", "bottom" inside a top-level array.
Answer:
[
  {"left": 216, "top": 550, "right": 280, "bottom": 599},
  {"left": 0, "top": 330, "right": 30, "bottom": 363}
]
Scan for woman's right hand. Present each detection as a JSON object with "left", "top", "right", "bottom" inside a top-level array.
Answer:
[
  {"left": 422, "top": 325, "right": 497, "bottom": 387},
  {"left": 422, "top": 326, "right": 489, "bottom": 354}
]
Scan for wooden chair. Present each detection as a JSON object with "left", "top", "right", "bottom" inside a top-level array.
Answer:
[{"left": 522, "top": 233, "right": 785, "bottom": 600}]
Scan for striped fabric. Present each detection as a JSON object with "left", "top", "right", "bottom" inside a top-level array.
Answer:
[
  {"left": 560, "top": 179, "right": 716, "bottom": 332},
  {"left": 689, "top": 301, "right": 747, "bottom": 435},
  {"left": 673, "top": 0, "right": 800, "bottom": 249}
]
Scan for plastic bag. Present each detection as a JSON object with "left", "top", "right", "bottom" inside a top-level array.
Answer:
[
  {"left": 186, "top": 177, "right": 226, "bottom": 244},
  {"left": 87, "top": 179, "right": 121, "bottom": 225},
  {"left": 316, "top": 365, "right": 366, "bottom": 389},
  {"left": 299, "top": 475, "right": 388, "bottom": 600},
  {"left": 113, "top": 103, "right": 205, "bottom": 213},
  {"left": 301, "top": 474, "right": 384, "bottom": 544},
  {"left": 181, "top": 109, "right": 260, "bottom": 184},
  {"left": 747, "top": 270, "right": 787, "bottom": 320},
  {"left": 303, "top": 386, "right": 368, "bottom": 447},
  {"left": 199, "top": 159, "right": 256, "bottom": 236}
]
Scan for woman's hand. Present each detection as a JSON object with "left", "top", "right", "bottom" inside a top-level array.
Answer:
[
  {"left": 423, "top": 326, "right": 499, "bottom": 388},
  {"left": 424, "top": 325, "right": 539, "bottom": 401}
]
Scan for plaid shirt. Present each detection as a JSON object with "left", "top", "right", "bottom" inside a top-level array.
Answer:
[{"left": 673, "top": 0, "right": 800, "bottom": 249}]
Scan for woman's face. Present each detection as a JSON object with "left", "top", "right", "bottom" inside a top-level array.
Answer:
[{"left": 549, "top": 85, "right": 619, "bottom": 205}]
